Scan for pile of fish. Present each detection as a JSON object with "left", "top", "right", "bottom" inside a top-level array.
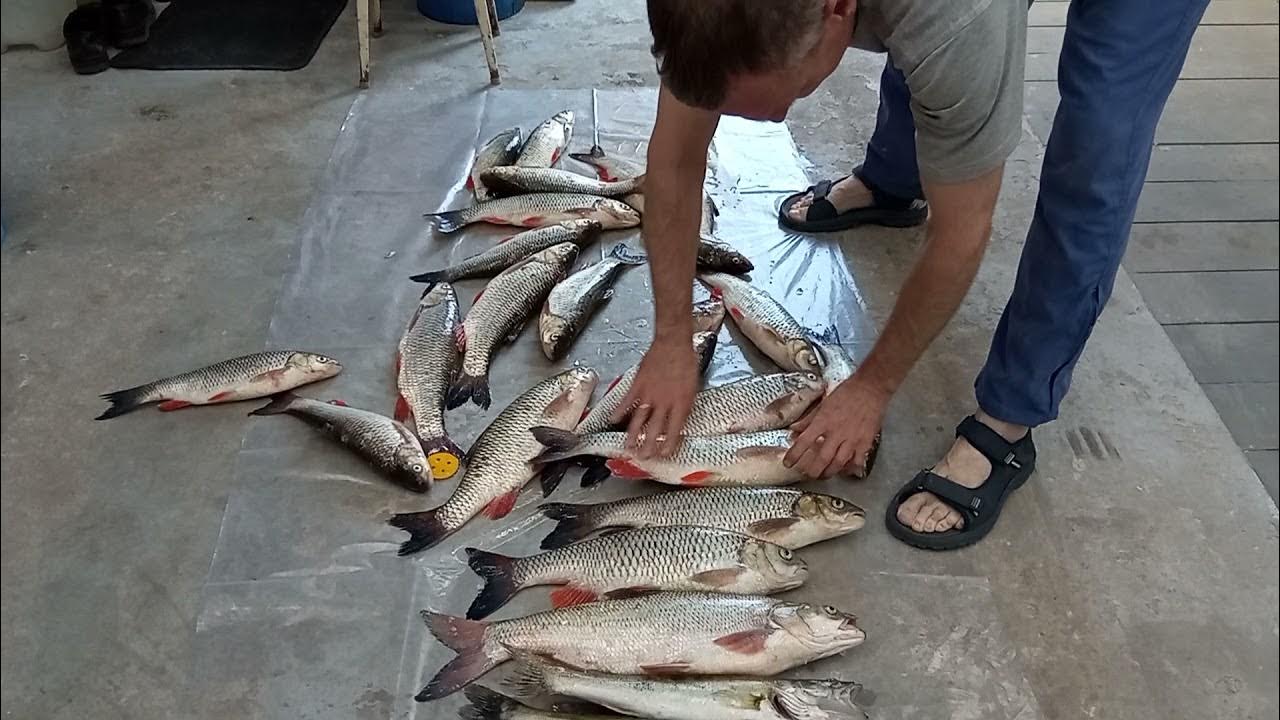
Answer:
[{"left": 93, "top": 108, "right": 872, "bottom": 717}]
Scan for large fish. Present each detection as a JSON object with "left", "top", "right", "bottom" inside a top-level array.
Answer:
[
  {"left": 481, "top": 166, "right": 644, "bottom": 198},
  {"left": 516, "top": 110, "right": 575, "bottom": 168},
  {"left": 390, "top": 367, "right": 597, "bottom": 555},
  {"left": 96, "top": 350, "right": 341, "bottom": 419},
  {"left": 506, "top": 662, "right": 869, "bottom": 720},
  {"left": 538, "top": 487, "right": 866, "bottom": 551},
  {"left": 683, "top": 372, "right": 824, "bottom": 436},
  {"left": 699, "top": 273, "right": 825, "bottom": 374},
  {"left": 697, "top": 237, "right": 754, "bottom": 275},
  {"left": 532, "top": 428, "right": 803, "bottom": 487},
  {"left": 429, "top": 193, "right": 641, "bottom": 234},
  {"left": 409, "top": 220, "right": 602, "bottom": 289},
  {"left": 417, "top": 592, "right": 865, "bottom": 700},
  {"left": 568, "top": 144, "right": 644, "bottom": 182},
  {"left": 463, "top": 525, "right": 807, "bottom": 619},
  {"left": 539, "top": 244, "right": 647, "bottom": 361},
  {"left": 469, "top": 127, "right": 523, "bottom": 202},
  {"left": 396, "top": 283, "right": 465, "bottom": 481},
  {"left": 249, "top": 392, "right": 431, "bottom": 492},
  {"left": 461, "top": 686, "right": 616, "bottom": 720},
  {"left": 451, "top": 243, "right": 580, "bottom": 410}
]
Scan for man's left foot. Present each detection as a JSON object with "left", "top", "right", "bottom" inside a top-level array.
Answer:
[{"left": 885, "top": 412, "right": 1036, "bottom": 550}]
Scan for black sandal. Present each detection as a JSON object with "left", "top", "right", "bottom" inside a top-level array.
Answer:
[
  {"left": 886, "top": 416, "right": 1035, "bottom": 551},
  {"left": 778, "top": 165, "right": 928, "bottom": 233}
]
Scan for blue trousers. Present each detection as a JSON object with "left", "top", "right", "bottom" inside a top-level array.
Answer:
[{"left": 862, "top": 0, "right": 1209, "bottom": 427}]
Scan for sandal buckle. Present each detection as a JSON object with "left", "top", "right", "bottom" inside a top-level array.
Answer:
[
  {"left": 970, "top": 497, "right": 982, "bottom": 512},
  {"left": 1004, "top": 452, "right": 1021, "bottom": 469}
]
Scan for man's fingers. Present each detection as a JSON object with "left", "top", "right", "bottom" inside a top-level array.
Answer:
[
  {"left": 802, "top": 433, "right": 839, "bottom": 479},
  {"left": 639, "top": 405, "right": 670, "bottom": 459},
  {"left": 787, "top": 425, "right": 825, "bottom": 474},
  {"left": 789, "top": 411, "right": 814, "bottom": 434},
  {"left": 825, "top": 444, "right": 856, "bottom": 479},
  {"left": 611, "top": 386, "right": 639, "bottom": 425},
  {"left": 625, "top": 402, "right": 652, "bottom": 451}
]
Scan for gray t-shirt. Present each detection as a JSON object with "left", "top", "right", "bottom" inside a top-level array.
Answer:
[{"left": 852, "top": 0, "right": 1027, "bottom": 183}]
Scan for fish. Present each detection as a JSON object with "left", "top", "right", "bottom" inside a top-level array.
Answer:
[
  {"left": 539, "top": 244, "right": 647, "bottom": 361},
  {"left": 416, "top": 592, "right": 865, "bottom": 700},
  {"left": 451, "top": 243, "right": 581, "bottom": 410},
  {"left": 389, "top": 367, "right": 597, "bottom": 555},
  {"left": 505, "top": 662, "right": 869, "bottom": 720},
  {"left": 699, "top": 273, "right": 825, "bottom": 374},
  {"left": 461, "top": 686, "right": 617, "bottom": 720},
  {"left": 568, "top": 144, "right": 644, "bottom": 182},
  {"left": 532, "top": 427, "right": 804, "bottom": 488},
  {"left": 480, "top": 166, "right": 645, "bottom": 198},
  {"left": 469, "top": 127, "right": 524, "bottom": 202},
  {"left": 96, "top": 350, "right": 341, "bottom": 419},
  {"left": 683, "top": 372, "right": 825, "bottom": 436},
  {"left": 538, "top": 487, "right": 866, "bottom": 551},
  {"left": 697, "top": 237, "right": 754, "bottom": 275},
  {"left": 249, "top": 392, "right": 431, "bottom": 492},
  {"left": 516, "top": 110, "right": 575, "bottom": 168},
  {"left": 428, "top": 193, "right": 641, "bottom": 234},
  {"left": 700, "top": 192, "right": 719, "bottom": 237},
  {"left": 814, "top": 342, "right": 856, "bottom": 395},
  {"left": 409, "top": 220, "right": 603, "bottom": 289},
  {"left": 691, "top": 296, "right": 727, "bottom": 335},
  {"left": 396, "top": 283, "right": 465, "bottom": 481},
  {"left": 463, "top": 525, "right": 807, "bottom": 619}
]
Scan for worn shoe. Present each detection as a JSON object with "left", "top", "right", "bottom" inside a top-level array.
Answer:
[
  {"left": 103, "top": 0, "right": 157, "bottom": 48},
  {"left": 63, "top": 3, "right": 110, "bottom": 75}
]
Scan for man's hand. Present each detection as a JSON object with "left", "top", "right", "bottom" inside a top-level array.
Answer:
[
  {"left": 612, "top": 335, "right": 699, "bottom": 459},
  {"left": 784, "top": 373, "right": 889, "bottom": 478}
]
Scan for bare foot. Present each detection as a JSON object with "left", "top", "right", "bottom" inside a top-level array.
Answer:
[
  {"left": 895, "top": 411, "right": 1028, "bottom": 533},
  {"left": 787, "top": 175, "right": 875, "bottom": 222}
]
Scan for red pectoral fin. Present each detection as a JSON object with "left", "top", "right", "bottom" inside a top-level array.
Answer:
[
  {"left": 327, "top": 399, "right": 349, "bottom": 407},
  {"left": 680, "top": 470, "right": 716, "bottom": 486},
  {"left": 157, "top": 400, "right": 192, "bottom": 412},
  {"left": 713, "top": 629, "right": 771, "bottom": 655},
  {"left": 207, "top": 391, "right": 233, "bottom": 402},
  {"left": 482, "top": 489, "right": 520, "bottom": 520},
  {"left": 465, "top": 174, "right": 475, "bottom": 190},
  {"left": 393, "top": 395, "right": 412, "bottom": 423},
  {"left": 549, "top": 586, "right": 599, "bottom": 608},
  {"left": 729, "top": 306, "right": 744, "bottom": 321},
  {"left": 606, "top": 458, "right": 651, "bottom": 479}
]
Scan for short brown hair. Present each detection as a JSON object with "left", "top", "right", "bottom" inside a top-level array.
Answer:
[{"left": 647, "top": 0, "right": 824, "bottom": 109}]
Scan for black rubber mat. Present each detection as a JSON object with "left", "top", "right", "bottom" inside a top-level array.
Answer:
[{"left": 110, "top": 0, "right": 348, "bottom": 71}]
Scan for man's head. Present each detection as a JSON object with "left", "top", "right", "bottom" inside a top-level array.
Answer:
[{"left": 647, "top": 0, "right": 857, "bottom": 121}]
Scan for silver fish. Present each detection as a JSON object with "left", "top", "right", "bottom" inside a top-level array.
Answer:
[
  {"left": 481, "top": 166, "right": 644, "bottom": 198},
  {"left": 396, "top": 283, "right": 464, "bottom": 482},
  {"left": 461, "top": 686, "right": 616, "bottom": 720},
  {"left": 390, "top": 367, "right": 597, "bottom": 555},
  {"left": 410, "top": 220, "right": 602, "bottom": 288},
  {"left": 249, "top": 392, "right": 430, "bottom": 492},
  {"left": 697, "top": 237, "right": 754, "bottom": 275},
  {"left": 470, "top": 127, "right": 523, "bottom": 202},
  {"left": 533, "top": 428, "right": 803, "bottom": 487},
  {"left": 699, "top": 273, "right": 825, "bottom": 374},
  {"left": 506, "top": 662, "right": 869, "bottom": 720},
  {"left": 684, "top": 372, "right": 825, "bottom": 436},
  {"left": 576, "top": 331, "right": 718, "bottom": 436},
  {"left": 814, "top": 342, "right": 856, "bottom": 396},
  {"left": 568, "top": 144, "right": 644, "bottom": 182},
  {"left": 96, "top": 350, "right": 341, "bottom": 419},
  {"left": 516, "top": 110, "right": 575, "bottom": 168},
  {"left": 463, "top": 525, "right": 807, "bottom": 619},
  {"left": 429, "top": 193, "right": 641, "bottom": 233},
  {"left": 538, "top": 487, "right": 866, "bottom": 551},
  {"left": 700, "top": 192, "right": 719, "bottom": 236},
  {"left": 692, "top": 296, "right": 727, "bottom": 335},
  {"left": 539, "top": 244, "right": 647, "bottom": 361},
  {"left": 417, "top": 592, "right": 865, "bottom": 700},
  {"left": 451, "top": 243, "right": 581, "bottom": 410}
]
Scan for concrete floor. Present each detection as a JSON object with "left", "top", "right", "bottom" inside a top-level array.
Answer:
[{"left": 2, "top": 2, "right": 1277, "bottom": 719}]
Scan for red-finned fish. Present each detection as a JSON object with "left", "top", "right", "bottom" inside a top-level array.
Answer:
[
  {"left": 539, "top": 244, "right": 647, "bottom": 361},
  {"left": 480, "top": 166, "right": 644, "bottom": 198},
  {"left": 428, "top": 193, "right": 641, "bottom": 234},
  {"left": 698, "top": 272, "right": 825, "bottom": 373},
  {"left": 396, "top": 283, "right": 464, "bottom": 481},
  {"left": 409, "top": 220, "right": 602, "bottom": 289},
  {"left": 567, "top": 144, "right": 644, "bottom": 182},
  {"left": 96, "top": 350, "right": 341, "bottom": 419},
  {"left": 469, "top": 127, "right": 523, "bottom": 202},
  {"left": 516, "top": 110, "right": 574, "bottom": 168}
]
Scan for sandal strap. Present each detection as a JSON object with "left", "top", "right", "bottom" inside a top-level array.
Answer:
[
  {"left": 917, "top": 471, "right": 985, "bottom": 518},
  {"left": 955, "top": 415, "right": 1029, "bottom": 470},
  {"left": 810, "top": 179, "right": 836, "bottom": 200}
]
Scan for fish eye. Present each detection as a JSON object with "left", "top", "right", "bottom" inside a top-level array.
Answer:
[
  {"left": 805, "top": 373, "right": 818, "bottom": 381},
  {"left": 317, "top": 355, "right": 330, "bottom": 363},
  {"left": 831, "top": 498, "right": 845, "bottom": 509},
  {"left": 822, "top": 605, "right": 838, "bottom": 615},
  {"left": 412, "top": 464, "right": 424, "bottom": 473},
  {"left": 779, "top": 548, "right": 793, "bottom": 560}
]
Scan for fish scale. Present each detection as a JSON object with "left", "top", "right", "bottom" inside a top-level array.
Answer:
[
  {"left": 430, "top": 193, "right": 641, "bottom": 233},
  {"left": 146, "top": 350, "right": 296, "bottom": 397},
  {"left": 409, "top": 220, "right": 601, "bottom": 288},
  {"left": 699, "top": 272, "right": 824, "bottom": 373},
  {"left": 481, "top": 166, "right": 643, "bottom": 197},
  {"left": 683, "top": 372, "right": 824, "bottom": 436},
  {"left": 516, "top": 110, "right": 574, "bottom": 167},
  {"left": 539, "top": 244, "right": 645, "bottom": 361}
]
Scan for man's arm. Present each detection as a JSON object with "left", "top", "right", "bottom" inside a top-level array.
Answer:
[
  {"left": 612, "top": 85, "right": 720, "bottom": 457},
  {"left": 785, "top": 165, "right": 1004, "bottom": 478}
]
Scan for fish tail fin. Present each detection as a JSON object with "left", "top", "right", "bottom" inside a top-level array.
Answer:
[
  {"left": 537, "top": 460, "right": 572, "bottom": 497},
  {"left": 537, "top": 501, "right": 598, "bottom": 549},
  {"left": 427, "top": 209, "right": 467, "bottom": 233},
  {"left": 417, "top": 611, "right": 507, "bottom": 701},
  {"left": 448, "top": 371, "right": 492, "bottom": 410},
  {"left": 464, "top": 548, "right": 523, "bottom": 620},
  {"left": 609, "top": 243, "right": 647, "bottom": 265},
  {"left": 247, "top": 391, "right": 299, "bottom": 417},
  {"left": 389, "top": 508, "right": 451, "bottom": 556},
  {"left": 95, "top": 383, "right": 156, "bottom": 420},
  {"left": 460, "top": 686, "right": 516, "bottom": 720},
  {"left": 408, "top": 269, "right": 444, "bottom": 287},
  {"left": 420, "top": 434, "right": 465, "bottom": 482}
]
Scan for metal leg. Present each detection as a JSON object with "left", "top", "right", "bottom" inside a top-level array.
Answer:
[
  {"left": 485, "top": 0, "right": 501, "bottom": 37},
  {"left": 472, "top": 0, "right": 500, "bottom": 84},
  {"left": 371, "top": 0, "right": 383, "bottom": 37},
  {"left": 356, "top": 0, "right": 371, "bottom": 87}
]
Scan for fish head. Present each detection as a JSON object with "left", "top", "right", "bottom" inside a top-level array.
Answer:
[
  {"left": 394, "top": 441, "right": 433, "bottom": 489},
  {"left": 596, "top": 199, "right": 642, "bottom": 227},
  {"left": 545, "top": 366, "right": 600, "bottom": 423},
  {"left": 770, "top": 680, "right": 867, "bottom": 720},
  {"left": 788, "top": 340, "right": 826, "bottom": 374},
  {"left": 699, "top": 238, "right": 754, "bottom": 274},
  {"left": 563, "top": 219, "right": 604, "bottom": 244},
  {"left": 742, "top": 539, "right": 808, "bottom": 590},
  {"left": 552, "top": 109, "right": 575, "bottom": 139},
  {"left": 770, "top": 602, "right": 865, "bottom": 655},
  {"left": 538, "top": 241, "right": 581, "bottom": 269},
  {"left": 286, "top": 352, "right": 344, "bottom": 381},
  {"left": 793, "top": 493, "right": 866, "bottom": 534},
  {"left": 619, "top": 193, "right": 645, "bottom": 214},
  {"left": 692, "top": 331, "right": 719, "bottom": 374},
  {"left": 540, "top": 314, "right": 573, "bottom": 361},
  {"left": 815, "top": 343, "right": 856, "bottom": 396},
  {"left": 691, "top": 296, "right": 727, "bottom": 335},
  {"left": 784, "top": 372, "right": 828, "bottom": 406}
]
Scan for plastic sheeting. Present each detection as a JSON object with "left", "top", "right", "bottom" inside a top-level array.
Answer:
[{"left": 192, "top": 88, "right": 880, "bottom": 718}]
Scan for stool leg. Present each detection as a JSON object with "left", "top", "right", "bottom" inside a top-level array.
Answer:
[
  {"left": 473, "top": 0, "right": 500, "bottom": 84},
  {"left": 486, "top": 0, "right": 500, "bottom": 37},
  {"left": 371, "top": 0, "right": 383, "bottom": 37},
  {"left": 356, "top": 0, "right": 371, "bottom": 87}
]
